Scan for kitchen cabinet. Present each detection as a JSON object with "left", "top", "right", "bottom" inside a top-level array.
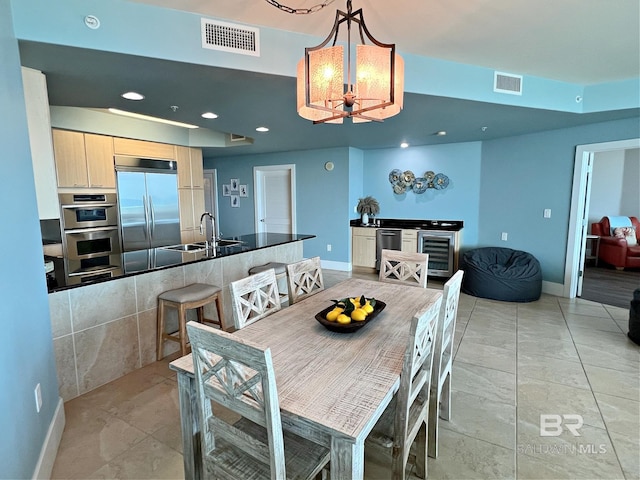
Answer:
[
  {"left": 177, "top": 146, "right": 206, "bottom": 243},
  {"left": 401, "top": 229, "right": 418, "bottom": 253},
  {"left": 52, "top": 129, "right": 115, "bottom": 188},
  {"left": 112, "top": 137, "right": 175, "bottom": 159},
  {"left": 352, "top": 227, "right": 377, "bottom": 269}
]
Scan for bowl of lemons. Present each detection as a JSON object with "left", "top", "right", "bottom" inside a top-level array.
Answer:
[{"left": 315, "top": 295, "right": 386, "bottom": 333}]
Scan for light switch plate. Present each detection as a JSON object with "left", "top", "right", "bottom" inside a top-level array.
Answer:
[
  {"left": 544, "top": 209, "right": 551, "bottom": 218},
  {"left": 501, "top": 232, "right": 508, "bottom": 241}
]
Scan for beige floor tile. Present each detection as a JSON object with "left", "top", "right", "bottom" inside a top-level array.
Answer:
[
  {"left": 517, "top": 423, "right": 625, "bottom": 480},
  {"left": 564, "top": 312, "right": 624, "bottom": 333},
  {"left": 583, "top": 364, "right": 640, "bottom": 401},
  {"left": 452, "top": 361, "right": 516, "bottom": 405},
  {"left": 517, "top": 320, "right": 573, "bottom": 342},
  {"left": 426, "top": 429, "right": 515, "bottom": 479},
  {"left": 574, "top": 341, "right": 640, "bottom": 373},
  {"left": 517, "top": 352, "right": 590, "bottom": 390},
  {"left": 569, "top": 325, "right": 639, "bottom": 352},
  {"left": 517, "top": 336, "right": 580, "bottom": 363},
  {"left": 441, "top": 389, "right": 516, "bottom": 449},
  {"left": 518, "top": 377, "right": 605, "bottom": 429},
  {"left": 517, "top": 448, "right": 625, "bottom": 480},
  {"left": 458, "top": 327, "right": 517, "bottom": 351},
  {"left": 455, "top": 339, "right": 516, "bottom": 374},
  {"left": 558, "top": 298, "right": 611, "bottom": 317},
  {"left": 594, "top": 391, "right": 640, "bottom": 438},
  {"left": 609, "top": 429, "right": 640, "bottom": 480},
  {"left": 85, "top": 435, "right": 184, "bottom": 479}
]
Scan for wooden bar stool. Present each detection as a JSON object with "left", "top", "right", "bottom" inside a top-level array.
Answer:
[
  {"left": 248, "top": 262, "right": 289, "bottom": 305},
  {"left": 156, "top": 283, "right": 225, "bottom": 360}
]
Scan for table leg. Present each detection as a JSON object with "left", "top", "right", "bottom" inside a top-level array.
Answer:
[
  {"left": 331, "top": 437, "right": 364, "bottom": 480},
  {"left": 176, "top": 372, "right": 203, "bottom": 480}
]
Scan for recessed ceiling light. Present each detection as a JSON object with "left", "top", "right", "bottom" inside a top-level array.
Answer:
[
  {"left": 201, "top": 112, "right": 218, "bottom": 119},
  {"left": 121, "top": 91, "right": 144, "bottom": 101},
  {"left": 256, "top": 127, "right": 269, "bottom": 132},
  {"left": 400, "top": 142, "right": 409, "bottom": 148},
  {"left": 108, "top": 108, "right": 199, "bottom": 129},
  {"left": 436, "top": 130, "right": 447, "bottom": 136}
]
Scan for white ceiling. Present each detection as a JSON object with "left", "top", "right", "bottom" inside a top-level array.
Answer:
[{"left": 131, "top": 0, "right": 640, "bottom": 84}]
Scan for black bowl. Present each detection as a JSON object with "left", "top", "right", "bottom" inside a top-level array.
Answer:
[{"left": 315, "top": 300, "right": 387, "bottom": 333}]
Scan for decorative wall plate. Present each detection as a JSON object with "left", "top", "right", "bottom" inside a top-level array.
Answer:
[
  {"left": 433, "top": 173, "right": 450, "bottom": 189},
  {"left": 424, "top": 171, "right": 435, "bottom": 182},
  {"left": 412, "top": 178, "right": 428, "bottom": 194},
  {"left": 389, "top": 169, "right": 402, "bottom": 184},
  {"left": 402, "top": 170, "right": 415, "bottom": 185},
  {"left": 393, "top": 183, "right": 407, "bottom": 194}
]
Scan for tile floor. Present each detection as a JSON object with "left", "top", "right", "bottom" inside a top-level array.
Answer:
[{"left": 51, "top": 269, "right": 639, "bottom": 479}]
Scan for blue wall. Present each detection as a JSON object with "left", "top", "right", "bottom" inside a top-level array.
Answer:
[
  {"left": 480, "top": 117, "right": 640, "bottom": 283},
  {"left": 0, "top": 1, "right": 60, "bottom": 477}
]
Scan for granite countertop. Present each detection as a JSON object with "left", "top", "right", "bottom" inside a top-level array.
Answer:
[
  {"left": 48, "top": 232, "right": 315, "bottom": 293},
  {"left": 349, "top": 218, "right": 464, "bottom": 231}
]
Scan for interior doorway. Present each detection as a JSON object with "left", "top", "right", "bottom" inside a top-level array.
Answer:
[
  {"left": 253, "top": 165, "right": 297, "bottom": 234},
  {"left": 564, "top": 138, "right": 640, "bottom": 298}
]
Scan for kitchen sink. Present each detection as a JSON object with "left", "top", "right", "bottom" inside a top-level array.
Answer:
[{"left": 161, "top": 243, "right": 207, "bottom": 252}]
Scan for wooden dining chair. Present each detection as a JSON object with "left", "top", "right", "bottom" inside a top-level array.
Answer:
[
  {"left": 230, "top": 268, "right": 282, "bottom": 330},
  {"left": 428, "top": 269, "right": 464, "bottom": 458},
  {"left": 366, "top": 295, "right": 442, "bottom": 479},
  {"left": 186, "top": 321, "right": 331, "bottom": 479},
  {"left": 379, "top": 249, "right": 430, "bottom": 288},
  {"left": 286, "top": 256, "right": 325, "bottom": 304}
]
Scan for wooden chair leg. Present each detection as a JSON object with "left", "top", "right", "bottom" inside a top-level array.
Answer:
[
  {"left": 178, "top": 304, "right": 188, "bottom": 356},
  {"left": 215, "top": 294, "right": 226, "bottom": 331},
  {"left": 414, "top": 422, "right": 427, "bottom": 479},
  {"left": 428, "top": 389, "right": 439, "bottom": 458},
  {"left": 197, "top": 306, "right": 205, "bottom": 324},
  {"left": 441, "top": 372, "right": 451, "bottom": 421},
  {"left": 156, "top": 299, "right": 166, "bottom": 361}
]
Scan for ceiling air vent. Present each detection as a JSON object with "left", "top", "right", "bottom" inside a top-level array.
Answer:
[
  {"left": 494, "top": 71, "right": 523, "bottom": 95},
  {"left": 201, "top": 18, "right": 260, "bottom": 57},
  {"left": 230, "top": 133, "right": 247, "bottom": 142}
]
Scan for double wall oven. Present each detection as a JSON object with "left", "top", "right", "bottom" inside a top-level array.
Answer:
[{"left": 59, "top": 193, "right": 122, "bottom": 285}]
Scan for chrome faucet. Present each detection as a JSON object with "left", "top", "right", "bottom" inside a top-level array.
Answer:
[{"left": 199, "top": 212, "right": 217, "bottom": 249}]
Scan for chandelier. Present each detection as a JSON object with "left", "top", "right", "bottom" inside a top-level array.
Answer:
[{"left": 296, "top": 0, "right": 404, "bottom": 124}]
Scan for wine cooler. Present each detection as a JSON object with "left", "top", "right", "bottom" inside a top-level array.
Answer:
[{"left": 417, "top": 229, "right": 460, "bottom": 278}]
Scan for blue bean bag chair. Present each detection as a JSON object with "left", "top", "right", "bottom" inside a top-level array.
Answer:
[{"left": 462, "top": 247, "right": 542, "bottom": 302}]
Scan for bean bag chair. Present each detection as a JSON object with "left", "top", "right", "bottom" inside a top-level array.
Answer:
[{"left": 462, "top": 247, "right": 542, "bottom": 302}]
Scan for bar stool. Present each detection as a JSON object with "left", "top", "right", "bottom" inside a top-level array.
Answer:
[
  {"left": 248, "top": 262, "right": 289, "bottom": 305},
  {"left": 156, "top": 283, "right": 225, "bottom": 360}
]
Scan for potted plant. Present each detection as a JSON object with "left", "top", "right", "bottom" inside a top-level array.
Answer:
[{"left": 356, "top": 196, "right": 380, "bottom": 225}]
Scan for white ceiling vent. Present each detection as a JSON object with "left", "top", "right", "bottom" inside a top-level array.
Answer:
[
  {"left": 494, "top": 72, "right": 523, "bottom": 95},
  {"left": 201, "top": 18, "right": 260, "bottom": 57}
]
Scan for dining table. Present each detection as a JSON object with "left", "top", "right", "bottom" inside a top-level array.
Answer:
[{"left": 170, "top": 277, "right": 443, "bottom": 480}]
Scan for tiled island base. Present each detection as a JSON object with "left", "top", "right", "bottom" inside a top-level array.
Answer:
[{"left": 49, "top": 241, "right": 303, "bottom": 401}]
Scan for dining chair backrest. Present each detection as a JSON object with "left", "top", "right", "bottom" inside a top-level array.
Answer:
[
  {"left": 428, "top": 269, "right": 464, "bottom": 458},
  {"left": 379, "top": 249, "right": 429, "bottom": 288},
  {"left": 186, "top": 321, "right": 330, "bottom": 479},
  {"left": 230, "top": 268, "right": 282, "bottom": 330},
  {"left": 286, "top": 256, "right": 325, "bottom": 304}
]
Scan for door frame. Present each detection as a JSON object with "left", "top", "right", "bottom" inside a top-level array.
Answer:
[
  {"left": 564, "top": 138, "right": 640, "bottom": 298},
  {"left": 253, "top": 164, "right": 297, "bottom": 234}
]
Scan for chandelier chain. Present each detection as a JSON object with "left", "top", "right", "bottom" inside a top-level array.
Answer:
[{"left": 264, "top": 0, "right": 335, "bottom": 14}]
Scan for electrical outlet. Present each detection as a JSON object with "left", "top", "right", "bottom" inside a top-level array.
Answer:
[
  {"left": 34, "top": 383, "right": 42, "bottom": 413},
  {"left": 501, "top": 232, "right": 508, "bottom": 241},
  {"left": 544, "top": 209, "right": 551, "bottom": 218},
  {"left": 327, "top": 244, "right": 332, "bottom": 252}
]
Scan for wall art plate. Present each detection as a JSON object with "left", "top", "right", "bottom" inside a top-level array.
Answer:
[
  {"left": 389, "top": 169, "right": 403, "bottom": 184},
  {"left": 412, "top": 178, "right": 428, "bottom": 194},
  {"left": 433, "top": 173, "right": 450, "bottom": 189}
]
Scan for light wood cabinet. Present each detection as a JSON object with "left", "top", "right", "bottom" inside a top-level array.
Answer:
[
  {"left": 52, "top": 129, "right": 115, "bottom": 188},
  {"left": 179, "top": 186, "right": 206, "bottom": 243},
  {"left": 112, "top": 137, "right": 175, "bottom": 159},
  {"left": 352, "top": 227, "right": 377, "bottom": 268},
  {"left": 401, "top": 229, "right": 418, "bottom": 253},
  {"left": 176, "top": 146, "right": 204, "bottom": 188}
]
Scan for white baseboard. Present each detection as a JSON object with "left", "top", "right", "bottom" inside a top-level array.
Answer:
[
  {"left": 542, "top": 280, "right": 565, "bottom": 297},
  {"left": 32, "top": 397, "right": 65, "bottom": 480},
  {"left": 320, "top": 260, "right": 351, "bottom": 272}
]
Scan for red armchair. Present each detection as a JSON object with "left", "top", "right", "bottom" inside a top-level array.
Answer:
[{"left": 591, "top": 216, "right": 640, "bottom": 270}]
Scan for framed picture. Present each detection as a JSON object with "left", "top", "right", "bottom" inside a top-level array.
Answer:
[
  {"left": 230, "top": 178, "right": 239, "bottom": 191},
  {"left": 239, "top": 185, "right": 248, "bottom": 197},
  {"left": 222, "top": 184, "right": 231, "bottom": 196},
  {"left": 230, "top": 195, "right": 240, "bottom": 208}
]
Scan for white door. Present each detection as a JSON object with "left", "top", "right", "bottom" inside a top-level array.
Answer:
[
  {"left": 576, "top": 153, "right": 594, "bottom": 296},
  {"left": 254, "top": 165, "right": 296, "bottom": 234}
]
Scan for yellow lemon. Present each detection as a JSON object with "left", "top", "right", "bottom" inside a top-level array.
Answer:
[
  {"left": 336, "top": 314, "right": 351, "bottom": 324},
  {"left": 362, "top": 301, "right": 374, "bottom": 314},
  {"left": 350, "top": 298, "right": 360, "bottom": 308},
  {"left": 325, "top": 307, "right": 344, "bottom": 322},
  {"left": 351, "top": 308, "right": 367, "bottom": 321}
]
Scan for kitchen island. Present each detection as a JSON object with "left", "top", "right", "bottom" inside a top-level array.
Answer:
[{"left": 48, "top": 233, "right": 314, "bottom": 401}]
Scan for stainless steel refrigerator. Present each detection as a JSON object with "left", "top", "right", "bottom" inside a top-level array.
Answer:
[{"left": 115, "top": 156, "right": 181, "bottom": 252}]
